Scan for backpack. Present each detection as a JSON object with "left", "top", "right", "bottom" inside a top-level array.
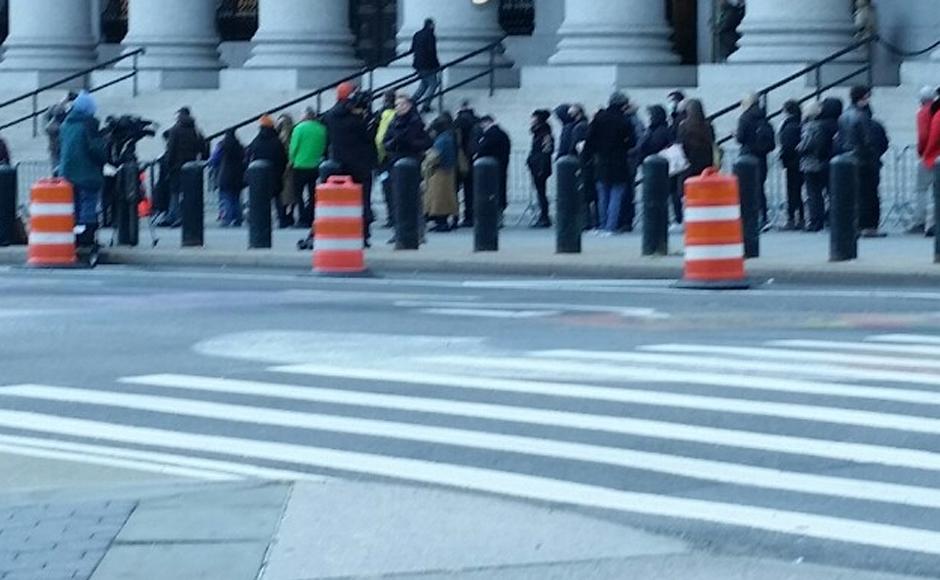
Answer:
[{"left": 753, "top": 119, "right": 777, "bottom": 155}]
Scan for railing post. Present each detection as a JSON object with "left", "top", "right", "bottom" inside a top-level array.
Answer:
[
  {"left": 31, "top": 93, "right": 38, "bottom": 138},
  {"left": 132, "top": 51, "right": 140, "bottom": 98},
  {"left": 489, "top": 45, "right": 496, "bottom": 97}
]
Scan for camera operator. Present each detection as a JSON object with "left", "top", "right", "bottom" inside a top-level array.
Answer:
[
  {"left": 59, "top": 91, "right": 108, "bottom": 248},
  {"left": 323, "top": 82, "right": 378, "bottom": 247}
]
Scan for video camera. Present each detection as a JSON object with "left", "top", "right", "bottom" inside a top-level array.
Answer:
[{"left": 102, "top": 115, "right": 158, "bottom": 165}]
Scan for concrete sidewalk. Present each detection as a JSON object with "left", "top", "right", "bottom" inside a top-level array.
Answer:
[
  {"left": 2, "top": 226, "right": 939, "bottom": 284},
  {"left": 0, "top": 479, "right": 923, "bottom": 580}
]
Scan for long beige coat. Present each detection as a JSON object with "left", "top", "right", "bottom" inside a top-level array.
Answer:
[{"left": 422, "top": 149, "right": 458, "bottom": 217}]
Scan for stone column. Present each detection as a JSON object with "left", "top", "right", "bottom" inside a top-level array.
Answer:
[
  {"left": 397, "top": 0, "right": 512, "bottom": 67},
  {"left": 0, "top": 0, "right": 97, "bottom": 73},
  {"left": 730, "top": 0, "right": 858, "bottom": 62},
  {"left": 549, "top": 0, "right": 678, "bottom": 65},
  {"left": 245, "top": 0, "right": 360, "bottom": 70},
  {"left": 122, "top": 0, "right": 221, "bottom": 88}
]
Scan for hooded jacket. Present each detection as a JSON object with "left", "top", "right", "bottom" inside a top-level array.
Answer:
[
  {"left": 639, "top": 105, "right": 672, "bottom": 161},
  {"left": 247, "top": 126, "right": 288, "bottom": 179},
  {"left": 210, "top": 132, "right": 246, "bottom": 193},
  {"left": 289, "top": 119, "right": 328, "bottom": 170},
  {"left": 324, "top": 102, "right": 377, "bottom": 177},
  {"left": 778, "top": 113, "right": 802, "bottom": 167},
  {"left": 166, "top": 113, "right": 207, "bottom": 172},
  {"left": 527, "top": 120, "right": 555, "bottom": 179},
  {"left": 584, "top": 105, "right": 637, "bottom": 184},
  {"left": 736, "top": 103, "right": 774, "bottom": 157},
  {"left": 798, "top": 98, "right": 842, "bottom": 174},
  {"left": 837, "top": 104, "right": 876, "bottom": 166},
  {"left": 554, "top": 104, "right": 588, "bottom": 159},
  {"left": 58, "top": 95, "right": 107, "bottom": 191},
  {"left": 383, "top": 108, "right": 432, "bottom": 164}
]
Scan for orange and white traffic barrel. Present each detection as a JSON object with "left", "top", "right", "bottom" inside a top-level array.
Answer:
[
  {"left": 677, "top": 168, "right": 749, "bottom": 289},
  {"left": 27, "top": 178, "right": 76, "bottom": 268},
  {"left": 313, "top": 175, "right": 367, "bottom": 275}
]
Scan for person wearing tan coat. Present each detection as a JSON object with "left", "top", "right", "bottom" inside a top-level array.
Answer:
[
  {"left": 276, "top": 114, "right": 297, "bottom": 226},
  {"left": 423, "top": 114, "right": 459, "bottom": 232}
]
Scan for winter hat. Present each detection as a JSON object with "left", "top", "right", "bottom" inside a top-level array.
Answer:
[
  {"left": 609, "top": 91, "right": 629, "bottom": 108},
  {"left": 337, "top": 81, "right": 357, "bottom": 102},
  {"left": 532, "top": 109, "right": 551, "bottom": 123},
  {"left": 70, "top": 91, "right": 97, "bottom": 116},
  {"left": 259, "top": 115, "right": 275, "bottom": 128}
]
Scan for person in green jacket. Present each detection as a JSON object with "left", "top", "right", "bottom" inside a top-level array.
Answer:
[
  {"left": 59, "top": 91, "right": 108, "bottom": 245},
  {"left": 289, "top": 107, "right": 327, "bottom": 229}
]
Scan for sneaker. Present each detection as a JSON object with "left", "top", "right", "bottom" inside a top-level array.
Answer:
[
  {"left": 760, "top": 221, "right": 774, "bottom": 234},
  {"left": 908, "top": 223, "right": 926, "bottom": 235},
  {"left": 458, "top": 220, "right": 474, "bottom": 229},
  {"left": 668, "top": 223, "right": 684, "bottom": 234},
  {"left": 860, "top": 229, "right": 887, "bottom": 238},
  {"left": 530, "top": 217, "right": 552, "bottom": 229},
  {"left": 927, "top": 226, "right": 936, "bottom": 238}
]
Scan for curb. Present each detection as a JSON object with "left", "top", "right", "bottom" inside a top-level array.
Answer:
[{"left": 3, "top": 246, "right": 940, "bottom": 286}]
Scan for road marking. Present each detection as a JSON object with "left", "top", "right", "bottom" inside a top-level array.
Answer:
[
  {"left": 420, "top": 308, "right": 559, "bottom": 318},
  {"left": 868, "top": 334, "right": 940, "bottom": 345},
  {"left": 537, "top": 349, "right": 940, "bottom": 392},
  {"left": 138, "top": 370, "right": 940, "bottom": 471},
  {"left": 0, "top": 409, "right": 938, "bottom": 556},
  {"left": 0, "top": 433, "right": 328, "bottom": 483},
  {"left": 9, "top": 382, "right": 940, "bottom": 510},
  {"left": 396, "top": 300, "right": 669, "bottom": 319},
  {"left": 771, "top": 339, "right": 940, "bottom": 357},
  {"left": 643, "top": 344, "right": 940, "bottom": 371}
]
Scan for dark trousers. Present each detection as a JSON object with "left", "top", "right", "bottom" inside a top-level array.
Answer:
[
  {"left": 582, "top": 161, "right": 599, "bottom": 229},
  {"left": 669, "top": 175, "right": 684, "bottom": 224},
  {"left": 381, "top": 168, "right": 395, "bottom": 226},
  {"left": 459, "top": 171, "right": 473, "bottom": 224},
  {"left": 858, "top": 163, "right": 881, "bottom": 231},
  {"left": 618, "top": 163, "right": 638, "bottom": 231},
  {"left": 498, "top": 169, "right": 508, "bottom": 212},
  {"left": 350, "top": 170, "right": 374, "bottom": 243},
  {"left": 785, "top": 164, "right": 804, "bottom": 223},
  {"left": 293, "top": 168, "right": 319, "bottom": 228},
  {"left": 531, "top": 171, "right": 550, "bottom": 221},
  {"left": 804, "top": 169, "right": 828, "bottom": 230},
  {"left": 757, "top": 156, "right": 769, "bottom": 222}
]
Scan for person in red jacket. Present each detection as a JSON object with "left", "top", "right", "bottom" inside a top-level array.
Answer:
[{"left": 919, "top": 87, "right": 940, "bottom": 236}]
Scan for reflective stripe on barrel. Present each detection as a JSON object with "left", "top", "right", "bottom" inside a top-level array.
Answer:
[{"left": 28, "top": 179, "right": 75, "bottom": 267}]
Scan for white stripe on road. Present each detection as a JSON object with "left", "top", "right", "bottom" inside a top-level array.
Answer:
[
  {"left": 9, "top": 383, "right": 940, "bottom": 510},
  {"left": 0, "top": 433, "right": 328, "bottom": 483},
  {"left": 161, "top": 369, "right": 940, "bottom": 471},
  {"left": 868, "top": 334, "right": 940, "bottom": 346},
  {"left": 643, "top": 344, "right": 940, "bottom": 371},
  {"left": 27, "top": 232, "right": 73, "bottom": 245},
  {"left": 0, "top": 441, "right": 237, "bottom": 481},
  {"left": 684, "top": 206, "right": 741, "bottom": 222},
  {"left": 421, "top": 308, "right": 558, "bottom": 319},
  {"left": 771, "top": 339, "right": 940, "bottom": 358},
  {"left": 28, "top": 203, "right": 74, "bottom": 217},
  {"left": 396, "top": 301, "right": 669, "bottom": 320},
  {"left": 536, "top": 349, "right": 940, "bottom": 394},
  {"left": 683, "top": 244, "right": 743, "bottom": 261},
  {"left": 0, "top": 408, "right": 938, "bottom": 556},
  {"left": 421, "top": 356, "right": 940, "bottom": 434}
]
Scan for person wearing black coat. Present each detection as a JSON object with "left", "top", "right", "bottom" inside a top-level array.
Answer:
[
  {"left": 778, "top": 100, "right": 804, "bottom": 230},
  {"left": 383, "top": 94, "right": 433, "bottom": 244},
  {"left": 838, "top": 86, "right": 884, "bottom": 236},
  {"left": 454, "top": 101, "right": 481, "bottom": 227},
  {"left": 161, "top": 107, "right": 208, "bottom": 227},
  {"left": 246, "top": 116, "right": 290, "bottom": 228},
  {"left": 527, "top": 109, "right": 555, "bottom": 228},
  {"left": 476, "top": 116, "right": 512, "bottom": 213},
  {"left": 736, "top": 95, "right": 775, "bottom": 228},
  {"left": 555, "top": 104, "right": 594, "bottom": 229},
  {"left": 583, "top": 92, "right": 637, "bottom": 234},
  {"left": 639, "top": 105, "right": 672, "bottom": 161},
  {"left": 211, "top": 130, "right": 246, "bottom": 227},
  {"left": 411, "top": 19, "right": 441, "bottom": 114},
  {"left": 798, "top": 98, "right": 842, "bottom": 232}
]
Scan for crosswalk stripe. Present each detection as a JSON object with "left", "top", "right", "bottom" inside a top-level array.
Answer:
[
  {"left": 0, "top": 440, "right": 238, "bottom": 481},
  {"left": 0, "top": 408, "right": 939, "bottom": 555},
  {"left": 417, "top": 356, "right": 940, "bottom": 434},
  {"left": 420, "top": 308, "right": 558, "bottom": 318},
  {"left": 771, "top": 339, "right": 940, "bottom": 357},
  {"left": 0, "top": 433, "right": 328, "bottom": 483},
  {"left": 641, "top": 344, "right": 940, "bottom": 371},
  {"left": 535, "top": 349, "right": 940, "bottom": 398},
  {"left": 868, "top": 334, "right": 940, "bottom": 346},
  {"left": 164, "top": 370, "right": 940, "bottom": 471},
  {"left": 9, "top": 383, "right": 940, "bottom": 509}
]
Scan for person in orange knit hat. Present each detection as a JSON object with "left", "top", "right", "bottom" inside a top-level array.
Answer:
[{"left": 259, "top": 115, "right": 275, "bottom": 128}]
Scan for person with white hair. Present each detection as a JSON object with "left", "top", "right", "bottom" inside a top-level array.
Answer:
[{"left": 913, "top": 85, "right": 938, "bottom": 235}]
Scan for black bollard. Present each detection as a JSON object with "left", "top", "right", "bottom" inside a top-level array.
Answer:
[
  {"left": 247, "top": 160, "right": 273, "bottom": 249},
  {"left": 115, "top": 162, "right": 140, "bottom": 247},
  {"left": 555, "top": 156, "right": 582, "bottom": 254},
  {"left": 393, "top": 157, "right": 421, "bottom": 250},
  {"left": 0, "top": 165, "right": 16, "bottom": 247},
  {"left": 642, "top": 156, "right": 670, "bottom": 257},
  {"left": 474, "top": 157, "right": 500, "bottom": 252},
  {"left": 180, "top": 161, "right": 204, "bottom": 247},
  {"left": 734, "top": 154, "right": 761, "bottom": 259},
  {"left": 829, "top": 154, "right": 859, "bottom": 262},
  {"left": 934, "top": 163, "right": 940, "bottom": 264}
]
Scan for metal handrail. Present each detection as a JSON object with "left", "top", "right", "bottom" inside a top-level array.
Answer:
[
  {"left": 209, "top": 35, "right": 508, "bottom": 142},
  {"left": 0, "top": 48, "right": 146, "bottom": 138}
]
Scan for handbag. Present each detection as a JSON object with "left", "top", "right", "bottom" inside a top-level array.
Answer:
[{"left": 660, "top": 143, "right": 690, "bottom": 177}]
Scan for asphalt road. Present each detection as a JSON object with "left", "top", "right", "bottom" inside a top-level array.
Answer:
[{"left": 2, "top": 265, "right": 940, "bottom": 578}]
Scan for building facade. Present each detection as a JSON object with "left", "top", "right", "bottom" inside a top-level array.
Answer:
[{"left": 0, "top": 0, "right": 937, "bottom": 90}]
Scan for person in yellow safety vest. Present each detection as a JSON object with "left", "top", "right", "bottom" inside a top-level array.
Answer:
[{"left": 375, "top": 91, "right": 398, "bottom": 228}]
